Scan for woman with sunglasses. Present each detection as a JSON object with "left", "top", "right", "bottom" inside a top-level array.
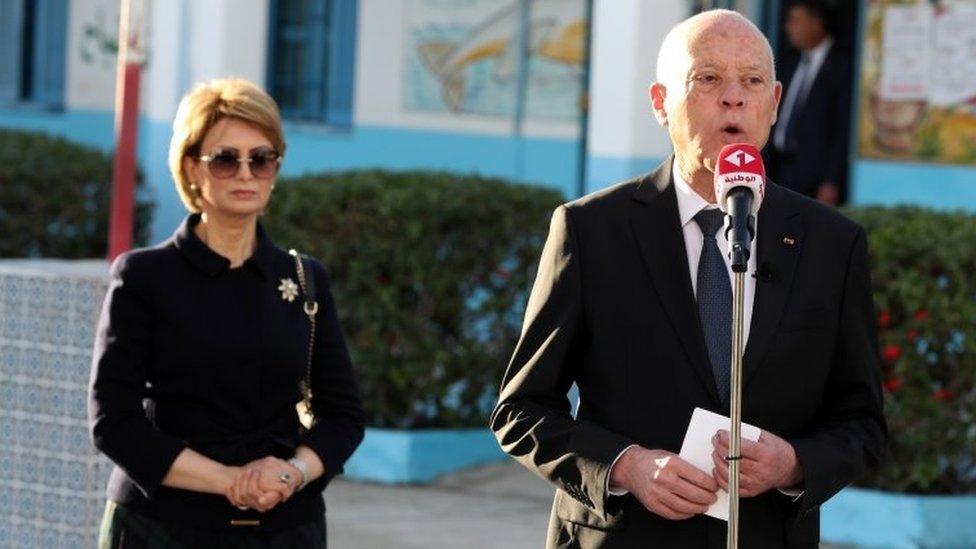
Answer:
[{"left": 88, "top": 78, "right": 364, "bottom": 547}]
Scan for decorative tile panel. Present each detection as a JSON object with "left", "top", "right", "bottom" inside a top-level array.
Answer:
[{"left": 0, "top": 261, "right": 110, "bottom": 548}]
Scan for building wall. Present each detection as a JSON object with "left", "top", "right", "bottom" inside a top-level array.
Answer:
[
  {"left": 585, "top": 0, "right": 684, "bottom": 192},
  {"left": 3, "top": 0, "right": 593, "bottom": 242},
  {"left": 0, "top": 0, "right": 972, "bottom": 246}
]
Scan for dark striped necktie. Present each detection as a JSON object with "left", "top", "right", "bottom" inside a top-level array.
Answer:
[{"left": 694, "top": 208, "right": 731, "bottom": 405}]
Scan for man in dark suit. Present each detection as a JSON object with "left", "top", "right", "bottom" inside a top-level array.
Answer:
[
  {"left": 765, "top": 0, "right": 853, "bottom": 205},
  {"left": 491, "top": 9, "right": 885, "bottom": 548}
]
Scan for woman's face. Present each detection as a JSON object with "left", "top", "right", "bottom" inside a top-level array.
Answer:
[{"left": 184, "top": 117, "right": 280, "bottom": 219}]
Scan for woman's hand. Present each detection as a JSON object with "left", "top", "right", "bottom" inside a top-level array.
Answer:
[{"left": 226, "top": 457, "right": 302, "bottom": 512}]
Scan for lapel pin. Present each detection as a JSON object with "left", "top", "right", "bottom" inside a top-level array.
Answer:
[
  {"left": 278, "top": 278, "right": 299, "bottom": 302},
  {"left": 783, "top": 235, "right": 796, "bottom": 246}
]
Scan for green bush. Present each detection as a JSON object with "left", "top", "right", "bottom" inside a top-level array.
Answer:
[
  {"left": 263, "top": 175, "right": 975, "bottom": 491},
  {"left": 264, "top": 170, "right": 564, "bottom": 429},
  {"left": 0, "top": 129, "right": 152, "bottom": 258},
  {"left": 845, "top": 206, "right": 976, "bottom": 494}
]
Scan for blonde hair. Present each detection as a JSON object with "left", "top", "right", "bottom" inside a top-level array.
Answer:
[{"left": 168, "top": 78, "right": 286, "bottom": 212}]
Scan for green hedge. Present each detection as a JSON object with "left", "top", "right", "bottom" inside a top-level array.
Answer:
[
  {"left": 0, "top": 129, "right": 152, "bottom": 258},
  {"left": 264, "top": 170, "right": 564, "bottom": 429},
  {"left": 845, "top": 206, "right": 976, "bottom": 494},
  {"left": 267, "top": 179, "right": 975, "bottom": 493}
]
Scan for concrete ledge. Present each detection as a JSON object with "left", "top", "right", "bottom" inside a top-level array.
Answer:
[
  {"left": 822, "top": 487, "right": 976, "bottom": 548},
  {"left": 342, "top": 428, "right": 507, "bottom": 484}
]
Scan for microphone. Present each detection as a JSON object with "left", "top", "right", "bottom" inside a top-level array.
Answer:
[{"left": 714, "top": 143, "right": 765, "bottom": 272}]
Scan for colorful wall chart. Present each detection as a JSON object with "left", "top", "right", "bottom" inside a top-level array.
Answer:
[
  {"left": 858, "top": 0, "right": 976, "bottom": 164},
  {"left": 403, "top": 0, "right": 586, "bottom": 121}
]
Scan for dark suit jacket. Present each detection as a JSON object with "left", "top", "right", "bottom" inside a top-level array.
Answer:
[
  {"left": 765, "top": 44, "right": 853, "bottom": 199},
  {"left": 88, "top": 214, "right": 365, "bottom": 532},
  {"left": 490, "top": 158, "right": 886, "bottom": 548}
]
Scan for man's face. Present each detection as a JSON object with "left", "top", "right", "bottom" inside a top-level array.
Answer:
[
  {"left": 651, "top": 24, "right": 781, "bottom": 175},
  {"left": 785, "top": 6, "right": 825, "bottom": 51}
]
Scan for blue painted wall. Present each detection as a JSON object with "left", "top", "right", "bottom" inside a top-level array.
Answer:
[
  {"left": 585, "top": 154, "right": 665, "bottom": 194},
  {"left": 852, "top": 160, "right": 976, "bottom": 211}
]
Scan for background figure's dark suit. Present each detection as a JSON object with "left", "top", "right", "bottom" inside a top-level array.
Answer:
[
  {"left": 765, "top": 45, "right": 853, "bottom": 201},
  {"left": 491, "top": 158, "right": 886, "bottom": 548}
]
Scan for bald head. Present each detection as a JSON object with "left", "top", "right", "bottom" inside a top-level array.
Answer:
[
  {"left": 648, "top": 9, "right": 782, "bottom": 201},
  {"left": 656, "top": 10, "right": 775, "bottom": 88}
]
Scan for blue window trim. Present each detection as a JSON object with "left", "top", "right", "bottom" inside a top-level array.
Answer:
[
  {"left": 0, "top": 1, "right": 27, "bottom": 104},
  {"left": 31, "top": 0, "right": 68, "bottom": 108},
  {"left": 267, "top": 0, "right": 357, "bottom": 127},
  {"left": 0, "top": 0, "right": 67, "bottom": 110}
]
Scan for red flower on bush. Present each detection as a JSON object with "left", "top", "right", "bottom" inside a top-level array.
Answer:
[
  {"left": 907, "top": 328, "right": 919, "bottom": 342},
  {"left": 883, "top": 344, "right": 902, "bottom": 363},
  {"left": 932, "top": 388, "right": 954, "bottom": 402},
  {"left": 878, "top": 310, "right": 891, "bottom": 328},
  {"left": 914, "top": 309, "right": 930, "bottom": 322},
  {"left": 884, "top": 378, "right": 903, "bottom": 392}
]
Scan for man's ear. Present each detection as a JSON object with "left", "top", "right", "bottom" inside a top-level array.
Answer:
[
  {"left": 770, "top": 80, "right": 783, "bottom": 125},
  {"left": 649, "top": 82, "right": 668, "bottom": 127}
]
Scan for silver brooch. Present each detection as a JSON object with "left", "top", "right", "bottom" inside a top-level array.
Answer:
[{"left": 278, "top": 278, "right": 299, "bottom": 302}]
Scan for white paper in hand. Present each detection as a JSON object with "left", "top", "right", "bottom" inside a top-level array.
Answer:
[{"left": 678, "top": 407, "right": 761, "bottom": 521}]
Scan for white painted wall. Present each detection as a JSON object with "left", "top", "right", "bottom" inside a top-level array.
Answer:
[
  {"left": 144, "top": 0, "right": 183, "bottom": 122},
  {"left": 586, "top": 0, "right": 686, "bottom": 161},
  {"left": 213, "top": 0, "right": 269, "bottom": 90},
  {"left": 65, "top": 0, "right": 120, "bottom": 111},
  {"left": 160, "top": 0, "right": 269, "bottom": 122},
  {"left": 65, "top": 0, "right": 269, "bottom": 122}
]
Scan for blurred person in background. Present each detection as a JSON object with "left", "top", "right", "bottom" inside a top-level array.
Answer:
[
  {"left": 88, "top": 78, "right": 364, "bottom": 547},
  {"left": 765, "top": 0, "right": 852, "bottom": 206}
]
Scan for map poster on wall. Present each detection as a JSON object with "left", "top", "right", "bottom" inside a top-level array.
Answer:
[
  {"left": 402, "top": 0, "right": 586, "bottom": 121},
  {"left": 858, "top": 0, "right": 976, "bottom": 164}
]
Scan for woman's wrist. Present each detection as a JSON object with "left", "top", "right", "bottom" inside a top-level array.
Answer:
[
  {"left": 287, "top": 457, "right": 309, "bottom": 490},
  {"left": 293, "top": 445, "right": 326, "bottom": 484},
  {"left": 217, "top": 465, "right": 241, "bottom": 495}
]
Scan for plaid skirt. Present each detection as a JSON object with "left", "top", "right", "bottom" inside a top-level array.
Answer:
[{"left": 98, "top": 501, "right": 327, "bottom": 549}]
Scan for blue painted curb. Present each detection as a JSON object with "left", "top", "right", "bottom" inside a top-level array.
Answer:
[
  {"left": 341, "top": 427, "right": 508, "bottom": 484},
  {"left": 822, "top": 487, "right": 976, "bottom": 548}
]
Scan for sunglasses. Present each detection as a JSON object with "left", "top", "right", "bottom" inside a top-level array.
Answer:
[{"left": 197, "top": 147, "right": 282, "bottom": 179}]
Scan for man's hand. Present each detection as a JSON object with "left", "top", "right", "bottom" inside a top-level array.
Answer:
[
  {"left": 711, "top": 430, "right": 804, "bottom": 498},
  {"left": 609, "top": 446, "right": 719, "bottom": 520},
  {"left": 816, "top": 182, "right": 840, "bottom": 206}
]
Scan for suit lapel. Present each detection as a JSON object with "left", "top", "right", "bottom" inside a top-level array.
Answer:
[
  {"left": 743, "top": 183, "right": 803, "bottom": 385},
  {"left": 629, "top": 158, "right": 722, "bottom": 404}
]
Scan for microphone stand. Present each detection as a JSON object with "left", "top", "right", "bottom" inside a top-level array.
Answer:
[
  {"left": 727, "top": 265, "right": 746, "bottom": 549},
  {"left": 725, "top": 204, "right": 753, "bottom": 549}
]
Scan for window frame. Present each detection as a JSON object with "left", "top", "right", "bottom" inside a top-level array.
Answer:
[
  {"left": 266, "top": 0, "right": 358, "bottom": 127},
  {"left": 0, "top": 0, "right": 68, "bottom": 111}
]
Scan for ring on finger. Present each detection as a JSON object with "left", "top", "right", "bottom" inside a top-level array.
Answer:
[{"left": 279, "top": 472, "right": 293, "bottom": 485}]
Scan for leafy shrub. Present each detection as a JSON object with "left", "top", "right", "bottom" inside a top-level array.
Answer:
[
  {"left": 264, "top": 170, "right": 564, "bottom": 429},
  {"left": 846, "top": 206, "right": 976, "bottom": 494},
  {"left": 0, "top": 129, "right": 152, "bottom": 258}
]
